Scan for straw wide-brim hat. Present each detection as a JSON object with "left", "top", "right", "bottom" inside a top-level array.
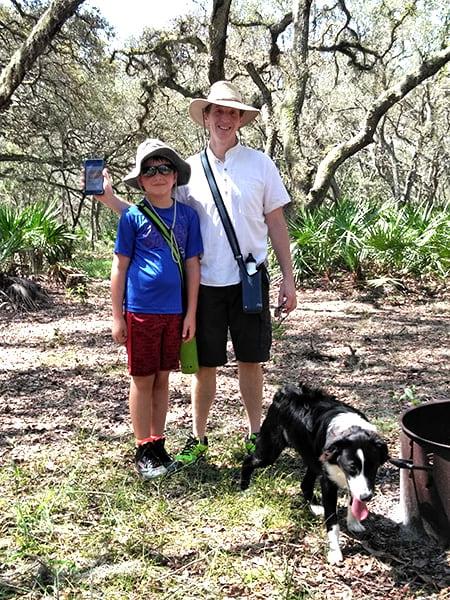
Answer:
[
  {"left": 123, "top": 138, "right": 191, "bottom": 191},
  {"left": 189, "top": 80, "right": 260, "bottom": 127}
]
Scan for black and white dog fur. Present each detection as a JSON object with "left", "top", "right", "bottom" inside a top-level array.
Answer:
[{"left": 241, "top": 383, "right": 389, "bottom": 564}]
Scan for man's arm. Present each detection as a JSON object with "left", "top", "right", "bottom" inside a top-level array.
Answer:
[
  {"left": 94, "top": 169, "right": 131, "bottom": 215},
  {"left": 265, "top": 207, "right": 297, "bottom": 314}
]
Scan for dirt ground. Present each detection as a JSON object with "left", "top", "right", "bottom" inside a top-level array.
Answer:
[{"left": 1, "top": 277, "right": 449, "bottom": 598}]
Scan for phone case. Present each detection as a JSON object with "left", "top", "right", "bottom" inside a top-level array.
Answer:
[{"left": 84, "top": 159, "right": 105, "bottom": 195}]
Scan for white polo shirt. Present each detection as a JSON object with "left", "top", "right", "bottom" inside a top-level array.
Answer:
[{"left": 177, "top": 143, "right": 290, "bottom": 286}]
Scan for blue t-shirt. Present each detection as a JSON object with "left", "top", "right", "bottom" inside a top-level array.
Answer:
[{"left": 114, "top": 199, "right": 203, "bottom": 314}]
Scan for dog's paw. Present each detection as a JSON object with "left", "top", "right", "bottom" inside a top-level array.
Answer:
[
  {"left": 327, "top": 524, "right": 343, "bottom": 564},
  {"left": 309, "top": 502, "right": 324, "bottom": 517},
  {"left": 347, "top": 517, "right": 366, "bottom": 534},
  {"left": 327, "top": 548, "right": 344, "bottom": 564}
]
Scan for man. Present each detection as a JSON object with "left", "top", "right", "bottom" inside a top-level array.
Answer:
[{"left": 95, "top": 80, "right": 297, "bottom": 465}]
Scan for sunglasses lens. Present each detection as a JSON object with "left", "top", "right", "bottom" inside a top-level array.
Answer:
[
  {"left": 141, "top": 164, "right": 174, "bottom": 177},
  {"left": 142, "top": 166, "right": 157, "bottom": 177},
  {"left": 158, "top": 165, "right": 173, "bottom": 174}
]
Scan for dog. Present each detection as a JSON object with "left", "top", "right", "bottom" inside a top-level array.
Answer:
[{"left": 240, "top": 383, "right": 389, "bottom": 564}]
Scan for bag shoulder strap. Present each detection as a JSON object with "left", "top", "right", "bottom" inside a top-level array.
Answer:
[
  {"left": 200, "top": 149, "right": 243, "bottom": 264},
  {"left": 137, "top": 199, "right": 184, "bottom": 286}
]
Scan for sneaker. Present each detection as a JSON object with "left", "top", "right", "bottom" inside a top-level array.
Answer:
[
  {"left": 151, "top": 437, "right": 177, "bottom": 473},
  {"left": 174, "top": 435, "right": 208, "bottom": 465},
  {"left": 245, "top": 433, "right": 259, "bottom": 454},
  {"left": 135, "top": 441, "right": 167, "bottom": 480}
]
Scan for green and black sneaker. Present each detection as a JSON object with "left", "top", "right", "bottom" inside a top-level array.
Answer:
[
  {"left": 245, "top": 433, "right": 259, "bottom": 454},
  {"left": 174, "top": 435, "right": 208, "bottom": 466}
]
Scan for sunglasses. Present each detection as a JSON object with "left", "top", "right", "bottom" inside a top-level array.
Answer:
[{"left": 141, "top": 164, "right": 175, "bottom": 177}]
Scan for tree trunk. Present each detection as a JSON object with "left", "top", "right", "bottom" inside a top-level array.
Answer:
[
  {"left": 307, "top": 45, "right": 450, "bottom": 209},
  {"left": 246, "top": 62, "right": 278, "bottom": 157},
  {"left": 0, "top": 0, "right": 86, "bottom": 110},
  {"left": 208, "top": 0, "right": 232, "bottom": 83},
  {"left": 280, "top": 0, "right": 312, "bottom": 193}
]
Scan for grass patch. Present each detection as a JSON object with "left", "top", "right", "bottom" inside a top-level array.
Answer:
[
  {"left": 73, "top": 239, "right": 114, "bottom": 280},
  {"left": 74, "top": 256, "right": 112, "bottom": 280},
  {"left": 0, "top": 436, "right": 328, "bottom": 599}
]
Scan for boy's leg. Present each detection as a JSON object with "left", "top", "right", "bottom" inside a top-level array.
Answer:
[
  {"left": 127, "top": 312, "right": 181, "bottom": 439},
  {"left": 131, "top": 371, "right": 175, "bottom": 477},
  {"left": 152, "top": 370, "right": 170, "bottom": 436},
  {"left": 129, "top": 375, "right": 155, "bottom": 440}
]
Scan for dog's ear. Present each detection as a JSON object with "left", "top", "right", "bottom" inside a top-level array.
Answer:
[
  {"left": 376, "top": 437, "right": 389, "bottom": 464},
  {"left": 320, "top": 444, "right": 339, "bottom": 463},
  {"left": 273, "top": 388, "right": 284, "bottom": 404}
]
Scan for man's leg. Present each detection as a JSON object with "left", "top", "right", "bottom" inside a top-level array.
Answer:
[
  {"left": 191, "top": 366, "right": 217, "bottom": 439},
  {"left": 173, "top": 366, "right": 214, "bottom": 465},
  {"left": 238, "top": 361, "right": 263, "bottom": 435}
]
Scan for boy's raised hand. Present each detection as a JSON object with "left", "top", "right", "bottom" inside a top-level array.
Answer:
[{"left": 93, "top": 168, "right": 113, "bottom": 203}]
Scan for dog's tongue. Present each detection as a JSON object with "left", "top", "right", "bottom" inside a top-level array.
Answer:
[{"left": 351, "top": 496, "right": 369, "bottom": 520}]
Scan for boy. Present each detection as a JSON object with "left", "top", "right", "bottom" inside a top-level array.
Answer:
[{"left": 111, "top": 139, "right": 203, "bottom": 479}]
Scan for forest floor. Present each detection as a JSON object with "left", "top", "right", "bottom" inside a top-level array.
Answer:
[{"left": 1, "top": 276, "right": 449, "bottom": 599}]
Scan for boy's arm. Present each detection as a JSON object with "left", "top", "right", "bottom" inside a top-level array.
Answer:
[
  {"left": 94, "top": 169, "right": 131, "bottom": 215},
  {"left": 111, "top": 253, "right": 130, "bottom": 344},
  {"left": 182, "top": 255, "right": 201, "bottom": 342}
]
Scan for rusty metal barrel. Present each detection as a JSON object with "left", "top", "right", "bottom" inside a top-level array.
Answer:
[{"left": 397, "top": 401, "right": 450, "bottom": 545}]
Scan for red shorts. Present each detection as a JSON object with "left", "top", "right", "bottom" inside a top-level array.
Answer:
[{"left": 125, "top": 312, "right": 182, "bottom": 376}]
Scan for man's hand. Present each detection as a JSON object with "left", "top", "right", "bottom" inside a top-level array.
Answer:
[{"left": 278, "top": 277, "right": 297, "bottom": 315}]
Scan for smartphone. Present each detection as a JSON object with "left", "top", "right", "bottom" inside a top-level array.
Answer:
[{"left": 84, "top": 158, "right": 105, "bottom": 195}]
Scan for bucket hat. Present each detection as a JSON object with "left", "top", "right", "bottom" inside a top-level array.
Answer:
[
  {"left": 189, "top": 81, "right": 260, "bottom": 127},
  {"left": 123, "top": 139, "right": 191, "bottom": 191}
]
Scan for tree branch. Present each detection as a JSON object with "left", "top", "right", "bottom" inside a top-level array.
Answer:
[
  {"left": 307, "top": 45, "right": 450, "bottom": 208},
  {"left": 268, "top": 12, "right": 293, "bottom": 65},
  {"left": 310, "top": 40, "right": 380, "bottom": 70},
  {"left": 0, "top": 0, "right": 86, "bottom": 110}
]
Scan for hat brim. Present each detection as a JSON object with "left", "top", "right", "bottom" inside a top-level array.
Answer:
[
  {"left": 123, "top": 147, "right": 191, "bottom": 191},
  {"left": 189, "top": 98, "right": 259, "bottom": 127}
]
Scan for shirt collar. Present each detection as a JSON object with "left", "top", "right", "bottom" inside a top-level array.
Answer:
[{"left": 207, "top": 141, "right": 241, "bottom": 163}]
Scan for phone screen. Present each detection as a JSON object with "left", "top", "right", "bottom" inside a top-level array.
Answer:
[{"left": 84, "top": 159, "right": 105, "bottom": 195}]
